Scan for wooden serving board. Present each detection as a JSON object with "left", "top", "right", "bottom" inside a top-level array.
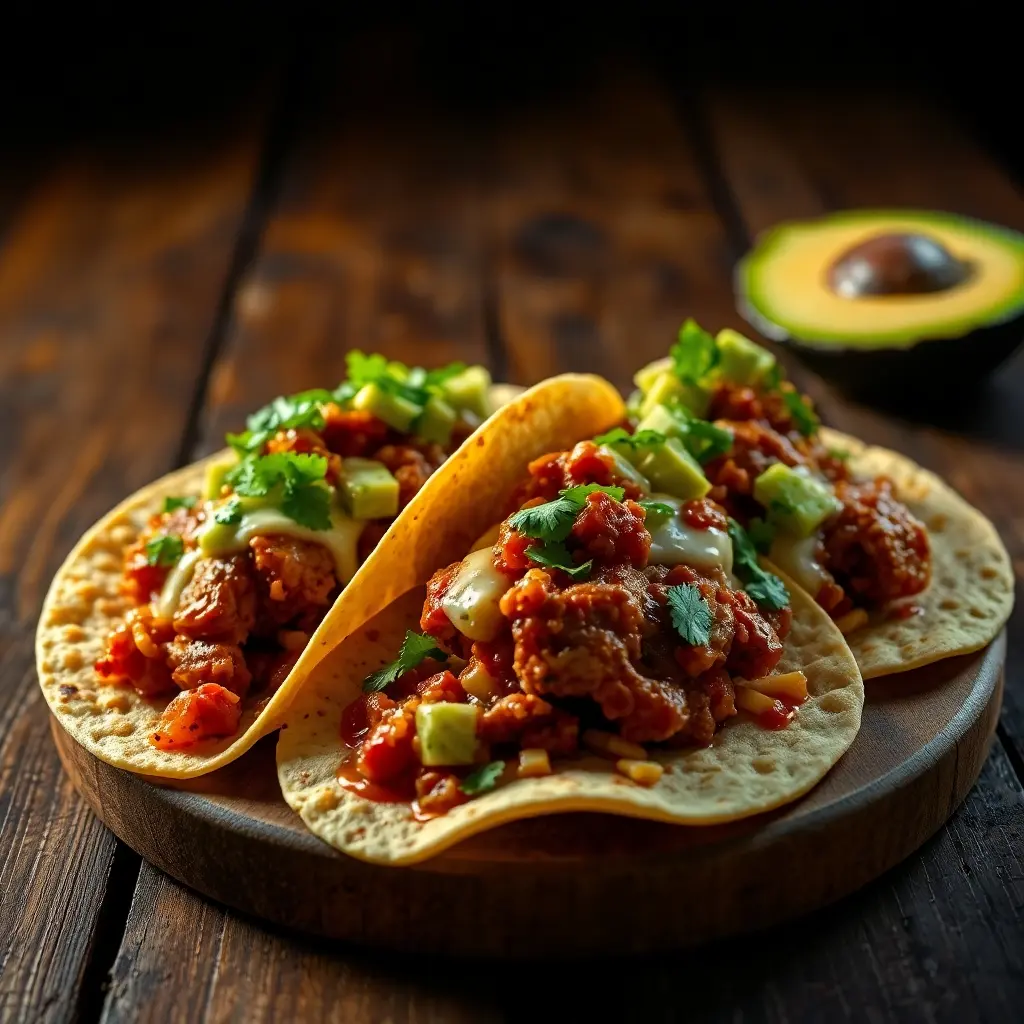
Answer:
[{"left": 53, "top": 634, "right": 1004, "bottom": 959}]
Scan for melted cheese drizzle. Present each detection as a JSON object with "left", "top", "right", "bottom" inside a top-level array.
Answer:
[
  {"left": 646, "top": 494, "right": 733, "bottom": 574},
  {"left": 154, "top": 505, "right": 364, "bottom": 620},
  {"left": 441, "top": 547, "right": 510, "bottom": 642},
  {"left": 769, "top": 533, "right": 831, "bottom": 596}
]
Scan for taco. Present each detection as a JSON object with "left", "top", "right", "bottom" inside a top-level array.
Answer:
[
  {"left": 277, "top": 425, "right": 864, "bottom": 865},
  {"left": 619, "top": 320, "right": 1014, "bottom": 678},
  {"left": 37, "top": 353, "right": 620, "bottom": 779}
]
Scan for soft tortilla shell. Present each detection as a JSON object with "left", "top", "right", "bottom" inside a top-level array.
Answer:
[
  {"left": 36, "top": 375, "right": 623, "bottom": 778},
  {"left": 820, "top": 428, "right": 1014, "bottom": 679},
  {"left": 277, "top": 569, "right": 864, "bottom": 866}
]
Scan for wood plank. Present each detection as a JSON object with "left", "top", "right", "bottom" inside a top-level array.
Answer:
[
  {"left": 0, "top": 120, "right": 266, "bottom": 1020},
  {"left": 704, "top": 86, "right": 1024, "bottom": 772}
]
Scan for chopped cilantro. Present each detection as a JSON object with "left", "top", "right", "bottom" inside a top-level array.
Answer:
[
  {"left": 362, "top": 630, "right": 448, "bottom": 693},
  {"left": 213, "top": 497, "right": 244, "bottom": 525},
  {"left": 560, "top": 483, "right": 625, "bottom": 504},
  {"left": 526, "top": 540, "right": 593, "bottom": 580},
  {"left": 145, "top": 534, "right": 184, "bottom": 567},
  {"left": 227, "top": 388, "right": 335, "bottom": 455},
  {"left": 667, "top": 583, "right": 712, "bottom": 647},
  {"left": 639, "top": 500, "right": 675, "bottom": 526},
  {"left": 828, "top": 447, "right": 851, "bottom": 462},
  {"left": 508, "top": 498, "right": 579, "bottom": 544},
  {"left": 460, "top": 761, "right": 505, "bottom": 796},
  {"left": 728, "top": 518, "right": 789, "bottom": 611},
  {"left": 670, "top": 318, "right": 719, "bottom": 384},
  {"left": 225, "top": 452, "right": 331, "bottom": 531},
  {"left": 670, "top": 409, "right": 733, "bottom": 464},
  {"left": 593, "top": 427, "right": 667, "bottom": 450},
  {"left": 162, "top": 495, "right": 196, "bottom": 513},
  {"left": 342, "top": 350, "right": 468, "bottom": 408},
  {"left": 747, "top": 517, "right": 776, "bottom": 554},
  {"left": 781, "top": 385, "right": 820, "bottom": 437}
]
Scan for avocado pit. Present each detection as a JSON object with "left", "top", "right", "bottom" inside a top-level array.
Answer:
[{"left": 828, "top": 232, "right": 972, "bottom": 298}]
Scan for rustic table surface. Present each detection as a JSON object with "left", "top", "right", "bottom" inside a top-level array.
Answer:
[{"left": 2, "top": 25, "right": 1023, "bottom": 1024}]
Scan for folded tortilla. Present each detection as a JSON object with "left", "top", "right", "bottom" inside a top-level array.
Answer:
[
  {"left": 36, "top": 375, "right": 624, "bottom": 778},
  {"left": 820, "top": 427, "right": 1014, "bottom": 679}
]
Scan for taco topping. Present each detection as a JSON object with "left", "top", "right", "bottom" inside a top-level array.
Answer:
[
  {"left": 339, "top": 441, "right": 803, "bottom": 817},
  {"left": 626, "top": 321, "right": 932, "bottom": 624},
  {"left": 95, "top": 353, "right": 498, "bottom": 750}
]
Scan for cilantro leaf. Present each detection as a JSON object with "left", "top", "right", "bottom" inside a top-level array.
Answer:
[
  {"left": 781, "top": 385, "right": 820, "bottom": 437},
  {"left": 526, "top": 541, "right": 593, "bottom": 580},
  {"left": 679, "top": 416, "right": 733, "bottom": 463},
  {"left": 559, "top": 483, "right": 625, "bottom": 504},
  {"left": 828, "top": 447, "right": 851, "bottom": 462},
  {"left": 162, "top": 495, "right": 196, "bottom": 513},
  {"left": 747, "top": 517, "right": 776, "bottom": 554},
  {"left": 667, "top": 583, "right": 712, "bottom": 647},
  {"left": 424, "top": 362, "right": 468, "bottom": 389},
  {"left": 228, "top": 388, "right": 335, "bottom": 454},
  {"left": 460, "top": 761, "right": 505, "bottom": 796},
  {"left": 507, "top": 498, "right": 579, "bottom": 543},
  {"left": 214, "top": 497, "right": 244, "bottom": 525},
  {"left": 727, "top": 518, "right": 789, "bottom": 611},
  {"left": 593, "top": 427, "right": 667, "bottom": 450},
  {"left": 362, "top": 630, "right": 448, "bottom": 693},
  {"left": 145, "top": 534, "right": 184, "bottom": 567},
  {"left": 346, "top": 351, "right": 391, "bottom": 388},
  {"left": 282, "top": 483, "right": 332, "bottom": 531},
  {"left": 670, "top": 318, "right": 719, "bottom": 384},
  {"left": 344, "top": 350, "right": 429, "bottom": 406},
  {"left": 639, "top": 500, "right": 675, "bottom": 527}
]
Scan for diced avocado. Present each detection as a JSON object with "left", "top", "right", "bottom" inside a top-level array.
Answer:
[
  {"left": 637, "top": 437, "right": 710, "bottom": 500},
  {"left": 596, "top": 445, "right": 651, "bottom": 491},
  {"left": 753, "top": 463, "right": 841, "bottom": 538},
  {"left": 625, "top": 388, "right": 645, "bottom": 420},
  {"left": 340, "top": 458, "right": 399, "bottom": 520},
  {"left": 442, "top": 365, "right": 493, "bottom": 420},
  {"left": 635, "top": 403, "right": 686, "bottom": 441},
  {"left": 415, "top": 394, "right": 457, "bottom": 447},
  {"left": 415, "top": 702, "right": 480, "bottom": 767},
  {"left": 639, "top": 371, "right": 711, "bottom": 419},
  {"left": 204, "top": 460, "right": 233, "bottom": 500},
  {"left": 633, "top": 356, "right": 672, "bottom": 393},
  {"left": 715, "top": 328, "right": 776, "bottom": 386},
  {"left": 352, "top": 382, "right": 420, "bottom": 432}
]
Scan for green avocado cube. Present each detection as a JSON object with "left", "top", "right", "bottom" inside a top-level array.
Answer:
[
  {"left": 415, "top": 394, "right": 457, "bottom": 447},
  {"left": 753, "top": 463, "right": 841, "bottom": 538},
  {"left": 204, "top": 460, "right": 233, "bottom": 500},
  {"left": 352, "top": 382, "right": 421, "bottom": 432},
  {"left": 715, "top": 329, "right": 776, "bottom": 386},
  {"left": 633, "top": 356, "right": 672, "bottom": 393},
  {"left": 635, "top": 403, "right": 687, "bottom": 441},
  {"left": 640, "top": 371, "right": 711, "bottom": 419},
  {"left": 340, "top": 458, "right": 400, "bottom": 520},
  {"left": 637, "top": 437, "right": 710, "bottom": 500},
  {"left": 415, "top": 702, "right": 480, "bottom": 767},
  {"left": 442, "top": 365, "right": 493, "bottom": 420},
  {"left": 596, "top": 444, "right": 651, "bottom": 491}
]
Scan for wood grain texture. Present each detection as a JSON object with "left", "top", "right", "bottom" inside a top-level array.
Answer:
[
  {"left": 702, "top": 85, "right": 1024, "bottom": 780},
  {"left": 55, "top": 636, "right": 1004, "bottom": 958},
  {"left": 0, "top": 125, "right": 265, "bottom": 1021}
]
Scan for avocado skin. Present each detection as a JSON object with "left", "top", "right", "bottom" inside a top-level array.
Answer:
[{"left": 736, "top": 296, "right": 1024, "bottom": 410}]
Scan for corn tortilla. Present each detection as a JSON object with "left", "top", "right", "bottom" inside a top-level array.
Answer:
[
  {"left": 820, "top": 427, "right": 1014, "bottom": 679},
  {"left": 37, "top": 375, "right": 624, "bottom": 778}
]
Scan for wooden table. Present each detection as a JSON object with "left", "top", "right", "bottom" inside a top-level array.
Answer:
[{"left": 3, "top": 25, "right": 1023, "bottom": 1023}]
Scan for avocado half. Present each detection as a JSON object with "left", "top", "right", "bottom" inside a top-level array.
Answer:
[{"left": 735, "top": 210, "right": 1024, "bottom": 405}]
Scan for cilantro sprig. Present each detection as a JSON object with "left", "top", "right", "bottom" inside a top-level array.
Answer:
[
  {"left": 781, "top": 386, "right": 820, "bottom": 437},
  {"left": 671, "top": 318, "right": 720, "bottom": 384},
  {"left": 507, "top": 484, "right": 625, "bottom": 580},
  {"left": 227, "top": 388, "right": 338, "bottom": 456},
  {"left": 225, "top": 452, "right": 332, "bottom": 531},
  {"left": 162, "top": 496, "right": 196, "bottom": 513},
  {"left": 362, "top": 631, "right": 448, "bottom": 694},
  {"left": 145, "top": 534, "right": 184, "bottom": 567},
  {"left": 593, "top": 427, "right": 667, "bottom": 450},
  {"left": 460, "top": 761, "right": 505, "bottom": 796},
  {"left": 728, "top": 518, "right": 789, "bottom": 611},
  {"left": 667, "top": 583, "right": 712, "bottom": 647}
]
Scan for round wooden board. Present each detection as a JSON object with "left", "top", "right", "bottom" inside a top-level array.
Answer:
[{"left": 53, "top": 633, "right": 1005, "bottom": 959}]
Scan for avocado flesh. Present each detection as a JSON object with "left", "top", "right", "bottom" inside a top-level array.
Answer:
[
  {"left": 340, "top": 458, "right": 399, "bottom": 520},
  {"left": 738, "top": 209, "right": 1024, "bottom": 349},
  {"left": 416, "top": 395, "right": 457, "bottom": 447},
  {"left": 442, "top": 366, "right": 493, "bottom": 420},
  {"left": 753, "top": 464, "right": 840, "bottom": 538},
  {"left": 415, "top": 703, "right": 480, "bottom": 767},
  {"left": 637, "top": 437, "right": 709, "bottom": 501}
]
